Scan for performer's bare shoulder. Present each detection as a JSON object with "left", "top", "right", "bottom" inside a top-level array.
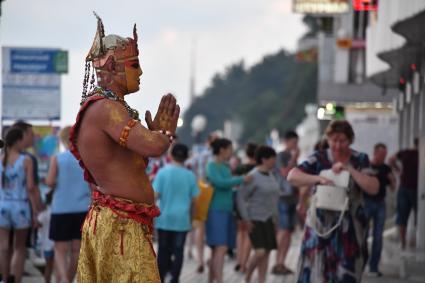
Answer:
[{"left": 77, "top": 98, "right": 174, "bottom": 203}]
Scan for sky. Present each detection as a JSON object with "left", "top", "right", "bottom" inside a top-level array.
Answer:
[{"left": 1, "top": 0, "right": 306, "bottom": 126}]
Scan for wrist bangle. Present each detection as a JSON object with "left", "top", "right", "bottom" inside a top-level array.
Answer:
[{"left": 155, "top": 130, "right": 175, "bottom": 143}]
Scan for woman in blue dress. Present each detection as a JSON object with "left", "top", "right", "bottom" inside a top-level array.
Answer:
[
  {"left": 288, "top": 120, "right": 379, "bottom": 283},
  {"left": 0, "top": 128, "right": 38, "bottom": 283}
]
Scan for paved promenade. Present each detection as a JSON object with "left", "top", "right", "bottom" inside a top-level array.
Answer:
[{"left": 21, "top": 229, "right": 425, "bottom": 283}]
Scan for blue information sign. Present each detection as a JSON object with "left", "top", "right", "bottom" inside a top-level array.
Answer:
[{"left": 10, "top": 49, "right": 68, "bottom": 74}]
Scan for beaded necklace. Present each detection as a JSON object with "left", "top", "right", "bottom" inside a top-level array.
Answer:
[{"left": 81, "top": 87, "right": 140, "bottom": 121}]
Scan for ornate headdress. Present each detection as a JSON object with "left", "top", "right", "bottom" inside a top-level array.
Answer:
[{"left": 82, "top": 12, "right": 139, "bottom": 102}]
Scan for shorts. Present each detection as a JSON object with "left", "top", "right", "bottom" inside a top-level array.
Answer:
[
  {"left": 249, "top": 218, "right": 277, "bottom": 251},
  {"left": 278, "top": 201, "right": 296, "bottom": 231},
  {"left": 396, "top": 188, "right": 417, "bottom": 226},
  {"left": 206, "top": 210, "right": 236, "bottom": 248},
  {"left": 44, "top": 250, "right": 54, "bottom": 260},
  {"left": 0, "top": 200, "right": 31, "bottom": 229},
  {"left": 49, "top": 212, "right": 87, "bottom": 241}
]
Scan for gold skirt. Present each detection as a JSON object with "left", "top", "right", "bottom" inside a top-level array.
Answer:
[{"left": 77, "top": 201, "right": 160, "bottom": 282}]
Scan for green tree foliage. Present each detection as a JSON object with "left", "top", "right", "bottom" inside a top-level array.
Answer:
[{"left": 178, "top": 49, "right": 317, "bottom": 145}]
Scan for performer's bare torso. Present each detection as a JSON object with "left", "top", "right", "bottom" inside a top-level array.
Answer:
[{"left": 77, "top": 99, "right": 154, "bottom": 204}]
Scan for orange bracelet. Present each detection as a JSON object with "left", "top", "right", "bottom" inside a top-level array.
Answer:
[{"left": 118, "top": 119, "right": 138, "bottom": 148}]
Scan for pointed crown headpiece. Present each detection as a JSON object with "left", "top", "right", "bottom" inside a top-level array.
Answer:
[
  {"left": 86, "top": 12, "right": 139, "bottom": 68},
  {"left": 81, "top": 12, "right": 139, "bottom": 101}
]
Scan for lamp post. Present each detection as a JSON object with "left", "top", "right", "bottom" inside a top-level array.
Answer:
[{"left": 191, "top": 114, "right": 207, "bottom": 145}]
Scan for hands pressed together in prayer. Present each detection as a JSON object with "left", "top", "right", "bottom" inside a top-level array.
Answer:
[{"left": 145, "top": 93, "right": 180, "bottom": 135}]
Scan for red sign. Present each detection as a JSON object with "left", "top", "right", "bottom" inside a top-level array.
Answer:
[{"left": 353, "top": 0, "right": 378, "bottom": 11}]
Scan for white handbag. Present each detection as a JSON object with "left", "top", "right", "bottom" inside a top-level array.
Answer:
[
  {"left": 309, "top": 169, "right": 350, "bottom": 238},
  {"left": 315, "top": 169, "right": 350, "bottom": 211}
]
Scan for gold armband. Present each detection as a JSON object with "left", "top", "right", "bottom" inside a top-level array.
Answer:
[{"left": 118, "top": 119, "right": 138, "bottom": 148}]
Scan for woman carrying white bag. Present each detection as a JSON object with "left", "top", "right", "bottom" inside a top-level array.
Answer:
[{"left": 288, "top": 120, "right": 379, "bottom": 283}]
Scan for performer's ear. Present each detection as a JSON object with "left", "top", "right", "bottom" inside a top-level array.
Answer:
[{"left": 104, "top": 55, "right": 117, "bottom": 73}]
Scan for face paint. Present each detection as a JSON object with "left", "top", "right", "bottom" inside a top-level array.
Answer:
[{"left": 124, "top": 59, "right": 143, "bottom": 94}]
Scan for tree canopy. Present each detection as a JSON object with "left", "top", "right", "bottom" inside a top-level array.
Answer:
[{"left": 177, "top": 49, "right": 317, "bottom": 145}]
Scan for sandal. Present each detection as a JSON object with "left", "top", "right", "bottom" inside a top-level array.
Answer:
[{"left": 272, "top": 264, "right": 293, "bottom": 275}]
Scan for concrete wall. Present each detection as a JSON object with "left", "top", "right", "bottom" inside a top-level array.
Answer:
[
  {"left": 418, "top": 73, "right": 425, "bottom": 251},
  {"left": 345, "top": 108, "right": 398, "bottom": 157}
]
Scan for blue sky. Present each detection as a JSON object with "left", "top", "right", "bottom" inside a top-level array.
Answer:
[{"left": 1, "top": 0, "right": 305, "bottom": 125}]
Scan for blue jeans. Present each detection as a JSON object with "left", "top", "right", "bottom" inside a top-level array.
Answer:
[
  {"left": 364, "top": 199, "right": 386, "bottom": 272},
  {"left": 396, "top": 187, "right": 417, "bottom": 226},
  {"left": 157, "top": 229, "right": 187, "bottom": 283}
]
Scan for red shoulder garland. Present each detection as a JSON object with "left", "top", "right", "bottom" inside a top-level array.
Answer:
[{"left": 69, "top": 96, "right": 106, "bottom": 185}]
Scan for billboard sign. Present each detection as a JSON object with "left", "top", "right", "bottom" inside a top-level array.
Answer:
[
  {"left": 293, "top": 0, "right": 350, "bottom": 14},
  {"left": 2, "top": 47, "right": 65, "bottom": 120},
  {"left": 10, "top": 48, "right": 68, "bottom": 74}
]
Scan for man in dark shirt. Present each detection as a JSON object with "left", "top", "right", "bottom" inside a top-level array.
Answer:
[
  {"left": 389, "top": 138, "right": 419, "bottom": 250},
  {"left": 364, "top": 143, "right": 395, "bottom": 276}
]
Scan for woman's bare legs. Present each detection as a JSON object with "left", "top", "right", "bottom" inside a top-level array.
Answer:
[
  {"left": 0, "top": 228, "right": 11, "bottom": 282},
  {"left": 195, "top": 223, "right": 205, "bottom": 270},
  {"left": 244, "top": 249, "right": 267, "bottom": 283},
  {"left": 68, "top": 240, "right": 80, "bottom": 282},
  {"left": 10, "top": 229, "right": 29, "bottom": 283},
  {"left": 257, "top": 251, "right": 270, "bottom": 283},
  {"left": 236, "top": 221, "right": 252, "bottom": 273},
  {"left": 54, "top": 241, "right": 70, "bottom": 283},
  {"left": 276, "top": 229, "right": 291, "bottom": 268},
  {"left": 240, "top": 230, "right": 251, "bottom": 272},
  {"left": 44, "top": 258, "right": 54, "bottom": 283},
  {"left": 208, "top": 248, "right": 215, "bottom": 283},
  {"left": 211, "top": 246, "right": 227, "bottom": 283}
]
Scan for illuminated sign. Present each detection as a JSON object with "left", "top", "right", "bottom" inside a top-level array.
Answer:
[
  {"left": 293, "top": 0, "right": 350, "bottom": 15},
  {"left": 352, "top": 0, "right": 378, "bottom": 11},
  {"left": 317, "top": 103, "right": 345, "bottom": 120}
]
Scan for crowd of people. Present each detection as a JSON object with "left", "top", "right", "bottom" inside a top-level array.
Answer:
[
  {"left": 0, "top": 117, "right": 419, "bottom": 283},
  {"left": 0, "top": 11, "right": 421, "bottom": 283},
  {"left": 146, "top": 120, "right": 419, "bottom": 283}
]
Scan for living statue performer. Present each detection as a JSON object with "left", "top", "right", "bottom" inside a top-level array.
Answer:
[{"left": 70, "top": 13, "right": 179, "bottom": 283}]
